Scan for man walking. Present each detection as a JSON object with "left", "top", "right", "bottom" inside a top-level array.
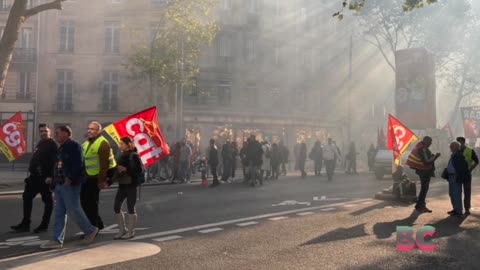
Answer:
[
  {"left": 456, "top": 137, "right": 478, "bottom": 215},
  {"left": 208, "top": 139, "right": 220, "bottom": 187},
  {"left": 179, "top": 138, "right": 192, "bottom": 183},
  {"left": 11, "top": 124, "right": 57, "bottom": 233},
  {"left": 446, "top": 142, "right": 469, "bottom": 217},
  {"left": 323, "top": 138, "right": 340, "bottom": 181},
  {"left": 81, "top": 122, "right": 116, "bottom": 230},
  {"left": 40, "top": 126, "right": 98, "bottom": 249},
  {"left": 407, "top": 136, "right": 440, "bottom": 213}
]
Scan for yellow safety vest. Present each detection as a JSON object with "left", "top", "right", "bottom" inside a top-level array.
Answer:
[
  {"left": 82, "top": 136, "right": 116, "bottom": 176},
  {"left": 463, "top": 147, "right": 475, "bottom": 168}
]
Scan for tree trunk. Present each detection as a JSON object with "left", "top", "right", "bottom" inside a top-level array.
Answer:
[
  {"left": 0, "top": 0, "right": 27, "bottom": 97},
  {"left": 0, "top": 0, "right": 65, "bottom": 97}
]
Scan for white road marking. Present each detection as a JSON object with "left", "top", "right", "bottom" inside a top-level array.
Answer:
[
  {"left": 133, "top": 198, "right": 371, "bottom": 240},
  {"left": 313, "top": 196, "right": 346, "bottom": 201},
  {"left": 297, "top": 212, "right": 314, "bottom": 216},
  {"left": 320, "top": 207, "right": 336, "bottom": 212},
  {"left": 343, "top": 204, "right": 355, "bottom": 208},
  {"left": 236, "top": 222, "right": 259, "bottom": 227},
  {"left": 6, "top": 236, "right": 38, "bottom": 242},
  {"left": 0, "top": 242, "right": 161, "bottom": 270},
  {"left": 22, "top": 240, "right": 48, "bottom": 246},
  {"left": 272, "top": 200, "right": 311, "bottom": 207},
  {"left": 361, "top": 201, "right": 373, "bottom": 204},
  {"left": 153, "top": 235, "right": 182, "bottom": 242},
  {"left": 199, "top": 228, "right": 224, "bottom": 234},
  {"left": 269, "top": 216, "right": 288, "bottom": 221}
]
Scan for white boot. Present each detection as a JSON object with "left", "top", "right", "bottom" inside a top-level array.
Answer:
[
  {"left": 114, "top": 213, "right": 127, "bottom": 240},
  {"left": 122, "top": 214, "right": 137, "bottom": 239}
]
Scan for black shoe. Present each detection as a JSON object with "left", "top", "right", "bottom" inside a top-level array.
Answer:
[
  {"left": 465, "top": 210, "right": 471, "bottom": 215},
  {"left": 98, "top": 222, "right": 105, "bottom": 231},
  {"left": 415, "top": 207, "right": 432, "bottom": 213},
  {"left": 449, "top": 211, "right": 463, "bottom": 217},
  {"left": 11, "top": 223, "right": 30, "bottom": 232},
  {"left": 447, "top": 210, "right": 455, "bottom": 215},
  {"left": 33, "top": 224, "right": 48, "bottom": 234}
]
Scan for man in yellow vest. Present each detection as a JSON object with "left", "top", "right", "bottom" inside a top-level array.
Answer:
[
  {"left": 456, "top": 137, "right": 478, "bottom": 215},
  {"left": 81, "top": 121, "right": 117, "bottom": 230}
]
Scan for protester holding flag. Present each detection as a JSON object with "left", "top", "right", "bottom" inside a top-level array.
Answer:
[
  {"left": 11, "top": 124, "right": 57, "bottom": 234},
  {"left": 407, "top": 136, "right": 441, "bottom": 213},
  {"left": 81, "top": 121, "right": 117, "bottom": 231},
  {"left": 112, "top": 137, "right": 143, "bottom": 239}
]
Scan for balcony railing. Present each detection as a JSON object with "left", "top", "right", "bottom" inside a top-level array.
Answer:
[
  {"left": 12, "top": 48, "right": 37, "bottom": 64},
  {"left": 16, "top": 92, "right": 32, "bottom": 100}
]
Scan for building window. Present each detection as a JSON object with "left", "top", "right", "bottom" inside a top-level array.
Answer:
[
  {"left": 21, "top": 28, "right": 32, "bottom": 49},
  {"left": 246, "top": 84, "right": 257, "bottom": 108},
  {"left": 245, "top": 37, "right": 256, "bottom": 63},
  {"left": 59, "top": 20, "right": 75, "bottom": 53},
  {"left": 17, "top": 72, "right": 31, "bottom": 100},
  {"left": 151, "top": 0, "right": 167, "bottom": 6},
  {"left": 274, "top": 44, "right": 281, "bottom": 65},
  {"left": 105, "top": 22, "right": 120, "bottom": 54},
  {"left": 248, "top": 0, "right": 257, "bottom": 13},
  {"left": 217, "top": 81, "right": 231, "bottom": 106},
  {"left": 56, "top": 70, "right": 73, "bottom": 112},
  {"left": 222, "top": 0, "right": 231, "bottom": 10},
  {"left": 102, "top": 71, "right": 118, "bottom": 111},
  {"left": 218, "top": 35, "right": 231, "bottom": 57},
  {"left": 0, "top": 0, "right": 10, "bottom": 11}
]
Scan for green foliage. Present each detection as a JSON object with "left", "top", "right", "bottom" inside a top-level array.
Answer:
[
  {"left": 125, "top": 0, "right": 219, "bottom": 98},
  {"left": 333, "top": 0, "right": 437, "bottom": 19}
]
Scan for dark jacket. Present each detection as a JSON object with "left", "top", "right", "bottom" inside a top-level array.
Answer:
[
  {"left": 450, "top": 151, "right": 470, "bottom": 183},
  {"left": 208, "top": 145, "right": 219, "bottom": 166},
  {"left": 245, "top": 140, "right": 263, "bottom": 166},
  {"left": 28, "top": 138, "right": 57, "bottom": 182},
  {"left": 114, "top": 150, "right": 142, "bottom": 186},
  {"left": 54, "top": 139, "right": 85, "bottom": 186},
  {"left": 416, "top": 144, "right": 436, "bottom": 177}
]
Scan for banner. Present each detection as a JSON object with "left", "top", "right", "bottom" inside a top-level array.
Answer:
[
  {"left": 103, "top": 107, "right": 170, "bottom": 167},
  {"left": 461, "top": 107, "right": 480, "bottom": 138},
  {"left": 0, "top": 112, "right": 26, "bottom": 162},
  {"left": 387, "top": 114, "right": 418, "bottom": 165},
  {"left": 395, "top": 48, "right": 436, "bottom": 129}
]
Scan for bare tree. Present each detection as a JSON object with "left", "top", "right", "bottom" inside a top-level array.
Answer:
[{"left": 0, "top": 0, "right": 66, "bottom": 97}]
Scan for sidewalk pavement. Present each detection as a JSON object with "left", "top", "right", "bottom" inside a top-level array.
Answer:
[{"left": 0, "top": 169, "right": 358, "bottom": 196}]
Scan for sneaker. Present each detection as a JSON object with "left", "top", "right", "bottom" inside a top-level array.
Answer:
[
  {"left": 33, "top": 224, "right": 48, "bottom": 234},
  {"left": 40, "top": 240, "right": 63, "bottom": 249},
  {"left": 10, "top": 223, "right": 30, "bottom": 233},
  {"left": 82, "top": 227, "right": 99, "bottom": 244}
]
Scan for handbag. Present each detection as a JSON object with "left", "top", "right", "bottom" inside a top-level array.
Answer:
[{"left": 441, "top": 168, "right": 449, "bottom": 180}]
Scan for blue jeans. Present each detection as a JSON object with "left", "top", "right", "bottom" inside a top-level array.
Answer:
[
  {"left": 53, "top": 184, "right": 97, "bottom": 244},
  {"left": 448, "top": 176, "right": 463, "bottom": 213}
]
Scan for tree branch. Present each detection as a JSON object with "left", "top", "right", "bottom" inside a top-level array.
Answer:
[{"left": 24, "top": 0, "right": 66, "bottom": 18}]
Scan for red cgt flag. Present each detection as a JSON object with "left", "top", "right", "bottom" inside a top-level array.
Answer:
[
  {"left": 0, "top": 112, "right": 26, "bottom": 162},
  {"left": 387, "top": 114, "right": 418, "bottom": 165},
  {"left": 103, "top": 107, "right": 170, "bottom": 167}
]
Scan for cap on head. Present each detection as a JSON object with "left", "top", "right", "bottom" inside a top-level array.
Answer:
[{"left": 456, "top": 137, "right": 466, "bottom": 144}]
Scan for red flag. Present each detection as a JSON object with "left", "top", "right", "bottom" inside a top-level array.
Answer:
[
  {"left": 103, "top": 107, "right": 170, "bottom": 167},
  {"left": 0, "top": 112, "right": 27, "bottom": 162},
  {"left": 387, "top": 114, "right": 418, "bottom": 165}
]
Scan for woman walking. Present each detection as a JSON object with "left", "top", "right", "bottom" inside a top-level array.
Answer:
[{"left": 112, "top": 137, "right": 143, "bottom": 239}]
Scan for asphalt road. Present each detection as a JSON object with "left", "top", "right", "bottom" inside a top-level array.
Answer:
[{"left": 1, "top": 172, "right": 479, "bottom": 269}]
